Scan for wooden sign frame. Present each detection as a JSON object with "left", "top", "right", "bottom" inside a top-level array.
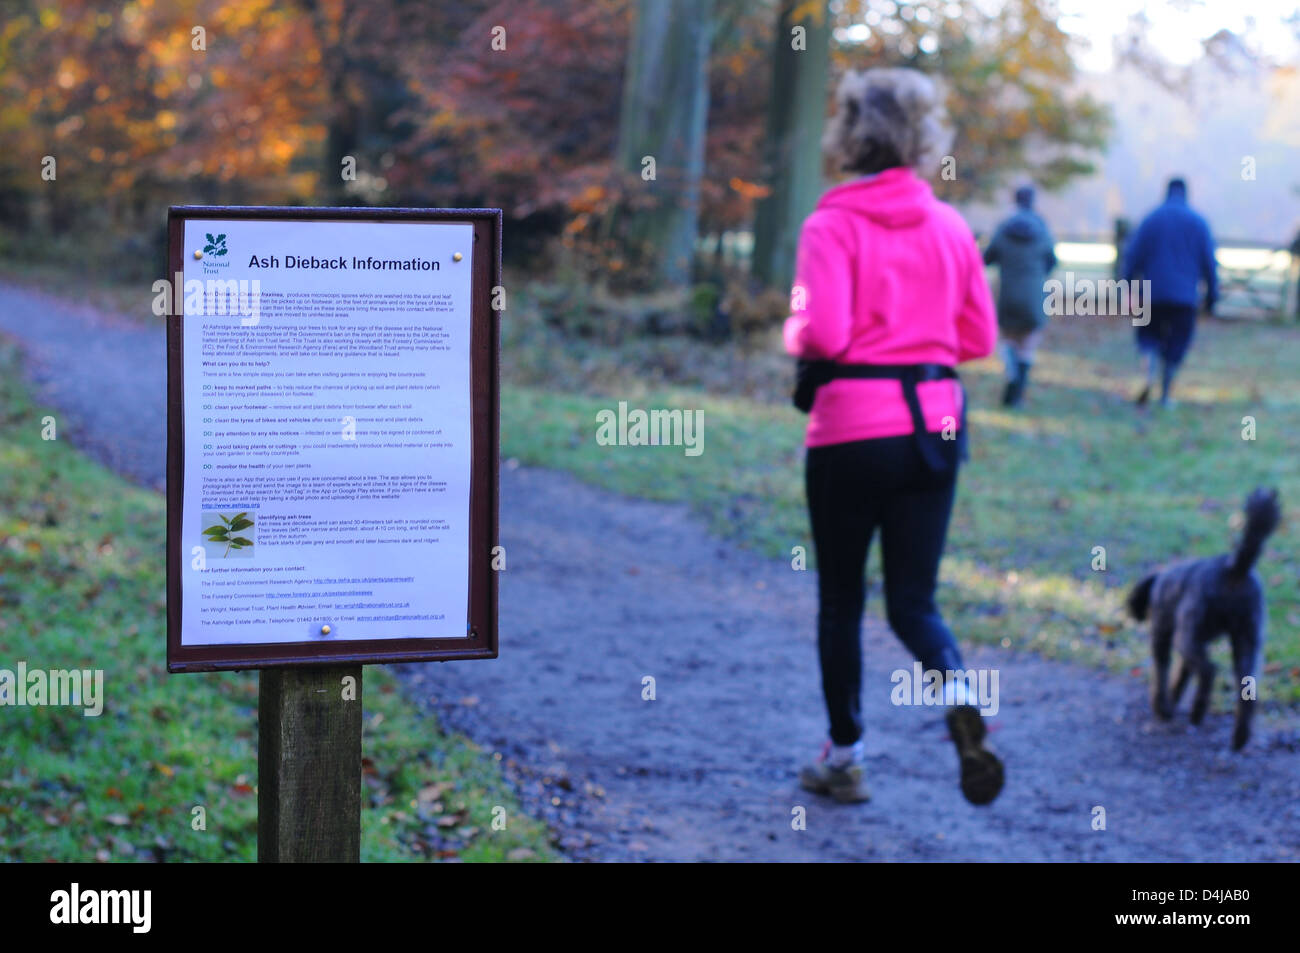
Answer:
[{"left": 165, "top": 207, "right": 500, "bottom": 672}]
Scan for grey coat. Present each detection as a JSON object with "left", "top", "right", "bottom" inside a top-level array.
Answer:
[{"left": 983, "top": 209, "right": 1057, "bottom": 335}]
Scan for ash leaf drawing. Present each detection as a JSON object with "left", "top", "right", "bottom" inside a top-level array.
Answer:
[{"left": 202, "top": 512, "right": 253, "bottom": 557}]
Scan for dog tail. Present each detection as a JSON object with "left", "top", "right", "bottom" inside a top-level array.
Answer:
[
  {"left": 1127, "top": 573, "right": 1156, "bottom": 621},
  {"left": 1228, "top": 487, "right": 1281, "bottom": 577}
]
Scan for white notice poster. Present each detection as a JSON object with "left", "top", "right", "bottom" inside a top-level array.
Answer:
[{"left": 179, "top": 219, "right": 474, "bottom": 645}]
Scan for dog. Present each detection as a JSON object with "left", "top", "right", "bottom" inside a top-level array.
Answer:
[{"left": 1126, "top": 487, "right": 1280, "bottom": 750}]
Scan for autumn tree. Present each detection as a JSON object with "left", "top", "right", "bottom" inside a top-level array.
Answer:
[
  {"left": 608, "top": 0, "right": 717, "bottom": 293},
  {"left": 395, "top": 0, "right": 630, "bottom": 230},
  {"left": 750, "top": 0, "right": 831, "bottom": 291},
  {"left": 832, "top": 0, "right": 1111, "bottom": 203},
  {"left": 0, "top": 0, "right": 332, "bottom": 276}
]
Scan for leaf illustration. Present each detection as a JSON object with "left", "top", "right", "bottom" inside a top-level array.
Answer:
[
  {"left": 203, "top": 245, "right": 216, "bottom": 254},
  {"left": 215, "top": 248, "right": 227, "bottom": 256},
  {"left": 216, "top": 234, "right": 226, "bottom": 243},
  {"left": 229, "top": 518, "right": 253, "bottom": 531},
  {"left": 201, "top": 525, "right": 229, "bottom": 538},
  {"left": 230, "top": 537, "right": 253, "bottom": 547},
  {"left": 206, "top": 233, "right": 215, "bottom": 244}
]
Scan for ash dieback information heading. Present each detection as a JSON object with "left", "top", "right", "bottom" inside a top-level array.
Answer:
[
  {"left": 247, "top": 254, "right": 444, "bottom": 271},
  {"left": 179, "top": 218, "right": 474, "bottom": 649}
]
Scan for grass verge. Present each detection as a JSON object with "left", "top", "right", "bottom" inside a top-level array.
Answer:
[{"left": 0, "top": 340, "right": 554, "bottom": 862}]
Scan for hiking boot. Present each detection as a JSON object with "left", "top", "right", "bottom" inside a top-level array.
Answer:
[
  {"left": 1014, "top": 360, "right": 1031, "bottom": 405},
  {"left": 1002, "top": 363, "right": 1029, "bottom": 407},
  {"left": 799, "top": 745, "right": 871, "bottom": 803},
  {"left": 945, "top": 705, "right": 1004, "bottom": 806}
]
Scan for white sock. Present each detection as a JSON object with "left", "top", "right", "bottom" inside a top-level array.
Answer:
[
  {"left": 943, "top": 679, "right": 978, "bottom": 708},
  {"left": 828, "top": 741, "right": 863, "bottom": 767}
]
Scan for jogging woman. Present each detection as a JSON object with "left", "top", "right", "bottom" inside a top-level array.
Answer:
[{"left": 785, "top": 68, "right": 1004, "bottom": 806}]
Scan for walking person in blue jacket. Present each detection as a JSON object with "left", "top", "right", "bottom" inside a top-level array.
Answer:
[
  {"left": 1123, "top": 178, "right": 1219, "bottom": 407},
  {"left": 983, "top": 185, "right": 1057, "bottom": 407}
]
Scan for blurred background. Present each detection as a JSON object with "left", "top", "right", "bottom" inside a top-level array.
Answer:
[
  {"left": 3, "top": 0, "right": 1298, "bottom": 315},
  {"left": 2, "top": 1, "right": 1300, "bottom": 863}
]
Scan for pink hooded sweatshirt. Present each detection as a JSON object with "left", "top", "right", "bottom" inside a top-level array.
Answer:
[{"left": 783, "top": 166, "right": 997, "bottom": 448}]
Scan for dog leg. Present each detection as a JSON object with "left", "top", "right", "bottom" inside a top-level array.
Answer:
[
  {"left": 1189, "top": 655, "right": 1216, "bottom": 726},
  {"left": 1229, "top": 622, "right": 1262, "bottom": 751},
  {"left": 1169, "top": 655, "right": 1193, "bottom": 710},
  {"left": 1150, "top": 621, "right": 1175, "bottom": 720}
]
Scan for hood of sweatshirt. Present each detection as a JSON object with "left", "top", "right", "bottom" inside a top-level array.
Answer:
[
  {"left": 1002, "top": 211, "right": 1043, "bottom": 242},
  {"left": 814, "top": 166, "right": 933, "bottom": 229}
]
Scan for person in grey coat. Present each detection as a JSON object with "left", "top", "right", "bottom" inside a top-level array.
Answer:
[{"left": 983, "top": 185, "right": 1057, "bottom": 406}]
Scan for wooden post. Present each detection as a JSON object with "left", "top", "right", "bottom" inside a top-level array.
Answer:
[
  {"left": 258, "top": 666, "right": 362, "bottom": 862},
  {"left": 1113, "top": 217, "right": 1130, "bottom": 282}
]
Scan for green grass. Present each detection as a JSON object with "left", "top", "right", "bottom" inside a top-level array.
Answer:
[
  {"left": 0, "top": 343, "right": 555, "bottom": 862},
  {"left": 501, "top": 308, "right": 1300, "bottom": 707}
]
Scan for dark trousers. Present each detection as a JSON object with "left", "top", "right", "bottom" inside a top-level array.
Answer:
[
  {"left": 806, "top": 434, "right": 963, "bottom": 745},
  {"left": 1135, "top": 302, "right": 1197, "bottom": 367}
]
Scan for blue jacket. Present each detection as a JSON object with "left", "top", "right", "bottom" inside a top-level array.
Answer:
[
  {"left": 983, "top": 208, "right": 1057, "bottom": 333},
  {"left": 1123, "top": 193, "right": 1218, "bottom": 308}
]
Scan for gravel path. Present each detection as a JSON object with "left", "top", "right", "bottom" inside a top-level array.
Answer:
[
  {"left": 3, "top": 279, "right": 1297, "bottom": 862},
  {"left": 406, "top": 465, "right": 1300, "bottom": 862},
  {"left": 0, "top": 283, "right": 165, "bottom": 490}
]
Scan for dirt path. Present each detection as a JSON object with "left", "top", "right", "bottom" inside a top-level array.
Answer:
[
  {"left": 0, "top": 283, "right": 165, "bottom": 490},
  {"left": 404, "top": 465, "right": 1300, "bottom": 862},
  {"left": 3, "top": 280, "right": 1297, "bottom": 862}
]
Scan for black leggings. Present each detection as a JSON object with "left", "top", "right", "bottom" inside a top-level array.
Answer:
[{"left": 806, "top": 433, "right": 963, "bottom": 745}]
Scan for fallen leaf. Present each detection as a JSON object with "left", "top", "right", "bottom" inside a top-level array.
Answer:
[{"left": 417, "top": 782, "right": 453, "bottom": 803}]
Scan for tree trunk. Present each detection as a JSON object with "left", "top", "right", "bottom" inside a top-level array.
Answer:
[
  {"left": 300, "top": 0, "right": 361, "bottom": 206},
  {"left": 612, "top": 0, "right": 715, "bottom": 293},
  {"left": 751, "top": 0, "right": 831, "bottom": 291}
]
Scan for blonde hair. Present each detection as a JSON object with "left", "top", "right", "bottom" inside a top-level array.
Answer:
[{"left": 822, "top": 68, "right": 953, "bottom": 176}]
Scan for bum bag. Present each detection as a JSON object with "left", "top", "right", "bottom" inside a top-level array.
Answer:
[{"left": 792, "top": 359, "right": 968, "bottom": 470}]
